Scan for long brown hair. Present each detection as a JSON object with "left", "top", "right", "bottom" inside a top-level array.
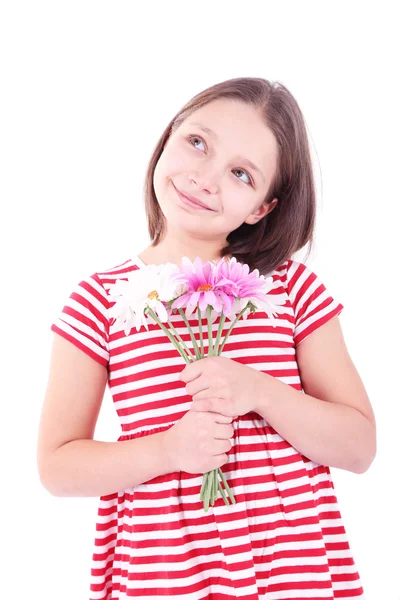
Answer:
[{"left": 142, "top": 77, "right": 316, "bottom": 276}]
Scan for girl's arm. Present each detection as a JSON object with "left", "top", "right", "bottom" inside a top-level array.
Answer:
[
  {"left": 253, "top": 316, "right": 376, "bottom": 473},
  {"left": 37, "top": 334, "right": 173, "bottom": 497},
  {"left": 40, "top": 434, "right": 173, "bottom": 498}
]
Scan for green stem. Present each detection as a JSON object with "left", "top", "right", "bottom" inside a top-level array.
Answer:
[
  {"left": 146, "top": 307, "right": 193, "bottom": 363},
  {"left": 206, "top": 306, "right": 214, "bottom": 356},
  {"left": 200, "top": 474, "right": 207, "bottom": 501},
  {"left": 165, "top": 318, "right": 195, "bottom": 361},
  {"left": 213, "top": 312, "right": 227, "bottom": 355},
  {"left": 218, "top": 481, "right": 229, "bottom": 506},
  {"left": 218, "top": 303, "right": 250, "bottom": 354},
  {"left": 210, "top": 469, "right": 215, "bottom": 505},
  {"left": 197, "top": 306, "right": 205, "bottom": 358},
  {"left": 218, "top": 467, "right": 236, "bottom": 505},
  {"left": 214, "top": 469, "right": 218, "bottom": 504},
  {"left": 177, "top": 308, "right": 201, "bottom": 360},
  {"left": 204, "top": 471, "right": 213, "bottom": 512}
]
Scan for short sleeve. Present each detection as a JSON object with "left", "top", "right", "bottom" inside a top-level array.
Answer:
[
  {"left": 50, "top": 272, "right": 110, "bottom": 367},
  {"left": 285, "top": 259, "right": 344, "bottom": 347}
]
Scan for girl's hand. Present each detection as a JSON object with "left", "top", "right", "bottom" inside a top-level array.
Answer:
[
  {"left": 179, "top": 355, "right": 263, "bottom": 419},
  {"left": 164, "top": 407, "right": 234, "bottom": 474}
]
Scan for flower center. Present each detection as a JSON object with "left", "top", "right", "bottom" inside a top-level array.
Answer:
[
  {"left": 197, "top": 284, "right": 213, "bottom": 292},
  {"left": 147, "top": 290, "right": 159, "bottom": 300}
]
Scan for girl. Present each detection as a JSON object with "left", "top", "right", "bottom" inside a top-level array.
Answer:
[{"left": 37, "top": 77, "right": 376, "bottom": 599}]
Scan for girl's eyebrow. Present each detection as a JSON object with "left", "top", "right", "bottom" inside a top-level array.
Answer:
[{"left": 187, "top": 121, "right": 266, "bottom": 184}]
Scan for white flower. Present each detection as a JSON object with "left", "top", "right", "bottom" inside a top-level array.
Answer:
[
  {"left": 252, "top": 275, "right": 288, "bottom": 321},
  {"left": 108, "top": 262, "right": 186, "bottom": 334}
]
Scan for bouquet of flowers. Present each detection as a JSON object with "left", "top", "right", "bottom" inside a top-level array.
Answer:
[{"left": 108, "top": 255, "right": 286, "bottom": 511}]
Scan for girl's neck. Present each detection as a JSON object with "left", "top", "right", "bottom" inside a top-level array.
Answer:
[{"left": 137, "top": 246, "right": 231, "bottom": 268}]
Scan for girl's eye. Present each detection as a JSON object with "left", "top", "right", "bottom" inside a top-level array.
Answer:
[
  {"left": 187, "top": 134, "right": 253, "bottom": 186},
  {"left": 188, "top": 135, "right": 206, "bottom": 152},
  {"left": 232, "top": 168, "right": 252, "bottom": 186}
]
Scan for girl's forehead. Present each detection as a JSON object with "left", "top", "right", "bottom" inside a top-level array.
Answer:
[
  {"left": 180, "top": 102, "right": 273, "bottom": 149},
  {"left": 184, "top": 99, "right": 260, "bottom": 125},
  {"left": 177, "top": 101, "right": 278, "bottom": 168}
]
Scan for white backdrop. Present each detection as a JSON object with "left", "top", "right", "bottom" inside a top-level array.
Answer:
[{"left": 1, "top": 1, "right": 399, "bottom": 599}]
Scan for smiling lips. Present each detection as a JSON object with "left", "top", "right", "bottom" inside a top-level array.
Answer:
[{"left": 174, "top": 185, "right": 215, "bottom": 211}]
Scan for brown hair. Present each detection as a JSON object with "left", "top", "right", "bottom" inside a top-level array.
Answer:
[{"left": 142, "top": 77, "right": 316, "bottom": 276}]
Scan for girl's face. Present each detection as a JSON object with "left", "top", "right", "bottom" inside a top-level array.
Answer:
[{"left": 153, "top": 98, "right": 279, "bottom": 242}]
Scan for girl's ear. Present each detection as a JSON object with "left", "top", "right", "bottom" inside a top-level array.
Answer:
[
  {"left": 245, "top": 197, "right": 279, "bottom": 224},
  {"left": 265, "top": 197, "right": 279, "bottom": 214}
]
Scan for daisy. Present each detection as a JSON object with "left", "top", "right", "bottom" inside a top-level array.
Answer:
[{"left": 108, "top": 262, "right": 185, "bottom": 334}]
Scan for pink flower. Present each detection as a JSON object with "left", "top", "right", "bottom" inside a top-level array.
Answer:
[
  {"left": 170, "top": 255, "right": 273, "bottom": 320},
  {"left": 213, "top": 255, "right": 268, "bottom": 302},
  {"left": 170, "top": 256, "right": 235, "bottom": 318}
]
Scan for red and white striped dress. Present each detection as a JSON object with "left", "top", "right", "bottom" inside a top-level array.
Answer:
[{"left": 51, "top": 255, "right": 364, "bottom": 599}]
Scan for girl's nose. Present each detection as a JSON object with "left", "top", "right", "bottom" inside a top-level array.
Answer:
[{"left": 188, "top": 174, "right": 219, "bottom": 196}]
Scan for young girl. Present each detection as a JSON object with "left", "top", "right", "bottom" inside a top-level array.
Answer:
[{"left": 37, "top": 77, "right": 376, "bottom": 599}]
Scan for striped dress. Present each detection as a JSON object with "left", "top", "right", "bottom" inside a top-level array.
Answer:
[{"left": 51, "top": 255, "right": 364, "bottom": 599}]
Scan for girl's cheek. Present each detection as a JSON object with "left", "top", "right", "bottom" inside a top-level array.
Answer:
[{"left": 166, "top": 152, "right": 192, "bottom": 174}]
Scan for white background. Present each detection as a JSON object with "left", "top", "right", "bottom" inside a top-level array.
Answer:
[{"left": 1, "top": 1, "right": 399, "bottom": 599}]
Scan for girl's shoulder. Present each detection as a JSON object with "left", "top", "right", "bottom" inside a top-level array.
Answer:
[
  {"left": 270, "top": 257, "right": 309, "bottom": 289},
  {"left": 272, "top": 258, "right": 344, "bottom": 347},
  {"left": 95, "top": 257, "right": 140, "bottom": 283},
  {"left": 50, "top": 257, "right": 138, "bottom": 367}
]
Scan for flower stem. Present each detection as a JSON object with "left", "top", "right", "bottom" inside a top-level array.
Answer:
[
  {"left": 218, "top": 304, "right": 250, "bottom": 354},
  {"left": 210, "top": 470, "right": 215, "bottom": 505},
  {"left": 204, "top": 471, "right": 213, "bottom": 512},
  {"left": 197, "top": 306, "right": 205, "bottom": 358},
  {"left": 200, "top": 474, "right": 207, "bottom": 501},
  {"left": 201, "top": 468, "right": 234, "bottom": 510},
  {"left": 206, "top": 306, "right": 214, "bottom": 356},
  {"left": 214, "top": 469, "right": 218, "bottom": 504},
  {"left": 145, "top": 307, "right": 193, "bottom": 363},
  {"left": 177, "top": 308, "right": 201, "bottom": 360},
  {"left": 165, "top": 318, "right": 195, "bottom": 361},
  {"left": 218, "top": 468, "right": 236, "bottom": 505},
  {"left": 213, "top": 312, "right": 226, "bottom": 355},
  {"left": 218, "top": 481, "right": 229, "bottom": 505}
]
